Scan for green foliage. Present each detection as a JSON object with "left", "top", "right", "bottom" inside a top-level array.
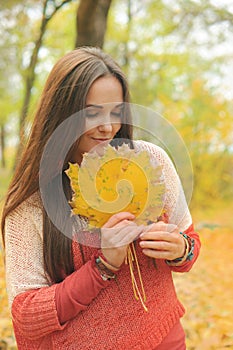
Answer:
[
  {"left": 0, "top": 0, "right": 78, "bottom": 165},
  {"left": 170, "top": 79, "right": 233, "bottom": 207},
  {"left": 105, "top": 0, "right": 233, "bottom": 209},
  {"left": 0, "top": 0, "right": 233, "bottom": 207},
  {"left": 27, "top": 1, "right": 78, "bottom": 120}
]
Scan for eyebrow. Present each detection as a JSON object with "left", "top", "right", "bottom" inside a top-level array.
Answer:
[{"left": 86, "top": 103, "right": 124, "bottom": 109}]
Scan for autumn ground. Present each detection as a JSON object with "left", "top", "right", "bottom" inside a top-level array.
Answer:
[
  {"left": 0, "top": 203, "right": 233, "bottom": 349},
  {"left": 175, "top": 203, "right": 233, "bottom": 350}
]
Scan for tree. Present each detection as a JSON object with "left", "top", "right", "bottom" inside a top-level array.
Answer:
[
  {"left": 16, "top": 0, "right": 74, "bottom": 161},
  {"left": 0, "top": 0, "right": 115, "bottom": 167},
  {"left": 104, "top": 0, "right": 233, "bottom": 207},
  {"left": 75, "top": 0, "right": 112, "bottom": 48},
  {"left": 0, "top": 126, "right": 6, "bottom": 168},
  {"left": 0, "top": 6, "right": 22, "bottom": 168},
  {"left": 16, "top": 0, "right": 114, "bottom": 162},
  {"left": 1, "top": 0, "right": 233, "bottom": 206}
]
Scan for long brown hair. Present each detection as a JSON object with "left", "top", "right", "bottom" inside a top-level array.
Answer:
[{"left": 1, "top": 47, "right": 133, "bottom": 282}]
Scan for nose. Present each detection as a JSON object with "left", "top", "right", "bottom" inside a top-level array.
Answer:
[{"left": 98, "top": 117, "right": 113, "bottom": 133}]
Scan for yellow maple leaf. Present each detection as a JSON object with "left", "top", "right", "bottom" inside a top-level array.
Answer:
[{"left": 66, "top": 144, "right": 165, "bottom": 228}]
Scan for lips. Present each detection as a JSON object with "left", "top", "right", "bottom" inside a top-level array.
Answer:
[{"left": 92, "top": 138, "right": 111, "bottom": 142}]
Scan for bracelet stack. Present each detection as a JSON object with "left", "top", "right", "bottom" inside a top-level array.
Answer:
[
  {"left": 166, "top": 232, "right": 195, "bottom": 266},
  {"left": 95, "top": 252, "right": 120, "bottom": 281}
]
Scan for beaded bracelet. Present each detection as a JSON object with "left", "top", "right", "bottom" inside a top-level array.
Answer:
[
  {"left": 95, "top": 257, "right": 116, "bottom": 281},
  {"left": 166, "top": 232, "right": 195, "bottom": 266}
]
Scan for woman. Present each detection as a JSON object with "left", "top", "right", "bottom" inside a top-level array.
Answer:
[{"left": 1, "top": 47, "right": 200, "bottom": 349}]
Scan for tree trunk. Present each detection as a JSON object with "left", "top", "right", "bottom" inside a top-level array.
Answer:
[
  {"left": 122, "top": 0, "right": 132, "bottom": 75},
  {"left": 0, "top": 124, "right": 6, "bottom": 168},
  {"left": 16, "top": 0, "right": 50, "bottom": 164},
  {"left": 15, "top": 0, "right": 73, "bottom": 166},
  {"left": 75, "top": 0, "right": 112, "bottom": 48}
]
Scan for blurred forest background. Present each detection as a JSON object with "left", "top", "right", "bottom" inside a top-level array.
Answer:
[{"left": 0, "top": 0, "right": 233, "bottom": 349}]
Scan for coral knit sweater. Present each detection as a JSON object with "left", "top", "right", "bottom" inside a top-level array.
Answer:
[{"left": 4, "top": 141, "right": 201, "bottom": 350}]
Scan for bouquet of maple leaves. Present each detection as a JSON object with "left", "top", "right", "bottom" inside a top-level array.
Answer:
[{"left": 66, "top": 144, "right": 165, "bottom": 311}]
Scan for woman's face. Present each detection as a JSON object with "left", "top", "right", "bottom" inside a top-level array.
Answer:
[{"left": 71, "top": 75, "right": 124, "bottom": 164}]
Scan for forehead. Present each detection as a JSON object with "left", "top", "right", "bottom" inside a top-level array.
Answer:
[{"left": 86, "top": 76, "right": 123, "bottom": 105}]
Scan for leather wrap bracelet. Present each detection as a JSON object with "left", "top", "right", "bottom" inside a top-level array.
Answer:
[
  {"left": 95, "top": 257, "right": 117, "bottom": 281},
  {"left": 166, "top": 232, "right": 195, "bottom": 266}
]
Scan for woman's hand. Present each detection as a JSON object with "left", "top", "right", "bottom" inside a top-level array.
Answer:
[
  {"left": 139, "top": 221, "right": 186, "bottom": 261},
  {"left": 101, "top": 212, "right": 144, "bottom": 269}
]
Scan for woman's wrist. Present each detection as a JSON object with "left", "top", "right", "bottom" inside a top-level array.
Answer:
[
  {"left": 166, "top": 233, "right": 190, "bottom": 266},
  {"left": 95, "top": 257, "right": 117, "bottom": 281},
  {"left": 97, "top": 250, "right": 121, "bottom": 272}
]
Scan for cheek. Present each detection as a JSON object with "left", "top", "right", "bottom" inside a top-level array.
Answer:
[
  {"left": 76, "top": 134, "right": 87, "bottom": 151},
  {"left": 85, "top": 119, "right": 97, "bottom": 131},
  {"left": 114, "top": 124, "right": 122, "bottom": 135}
]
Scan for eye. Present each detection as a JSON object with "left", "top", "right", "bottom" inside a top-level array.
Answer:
[
  {"left": 86, "top": 112, "right": 98, "bottom": 118},
  {"left": 85, "top": 110, "right": 99, "bottom": 118},
  {"left": 111, "top": 112, "right": 121, "bottom": 117},
  {"left": 111, "top": 108, "right": 123, "bottom": 118}
]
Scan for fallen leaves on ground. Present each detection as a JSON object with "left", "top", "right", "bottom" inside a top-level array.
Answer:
[
  {"left": 0, "top": 246, "right": 17, "bottom": 349},
  {"left": 174, "top": 225, "right": 233, "bottom": 349}
]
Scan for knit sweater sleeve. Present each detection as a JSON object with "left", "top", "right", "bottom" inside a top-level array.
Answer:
[
  {"left": 5, "top": 195, "right": 110, "bottom": 340},
  {"left": 134, "top": 140, "right": 201, "bottom": 271},
  {"left": 134, "top": 140, "right": 193, "bottom": 230},
  {"left": 11, "top": 260, "right": 110, "bottom": 340}
]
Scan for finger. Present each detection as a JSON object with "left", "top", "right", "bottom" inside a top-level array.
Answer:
[
  {"left": 101, "top": 225, "right": 143, "bottom": 249},
  {"left": 110, "top": 225, "right": 143, "bottom": 247},
  {"left": 145, "top": 222, "right": 177, "bottom": 233},
  {"left": 101, "top": 221, "right": 137, "bottom": 238},
  {"left": 142, "top": 247, "right": 181, "bottom": 261},
  {"left": 103, "top": 212, "right": 135, "bottom": 228},
  {"left": 141, "top": 249, "right": 172, "bottom": 259},
  {"left": 114, "top": 220, "right": 137, "bottom": 229},
  {"left": 141, "top": 238, "right": 185, "bottom": 260},
  {"left": 140, "top": 231, "right": 175, "bottom": 242},
  {"left": 117, "top": 226, "right": 144, "bottom": 246},
  {"left": 166, "top": 224, "right": 177, "bottom": 232},
  {"left": 139, "top": 240, "right": 172, "bottom": 251}
]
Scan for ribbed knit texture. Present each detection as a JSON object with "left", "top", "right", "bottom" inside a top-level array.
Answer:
[{"left": 4, "top": 141, "right": 201, "bottom": 349}]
